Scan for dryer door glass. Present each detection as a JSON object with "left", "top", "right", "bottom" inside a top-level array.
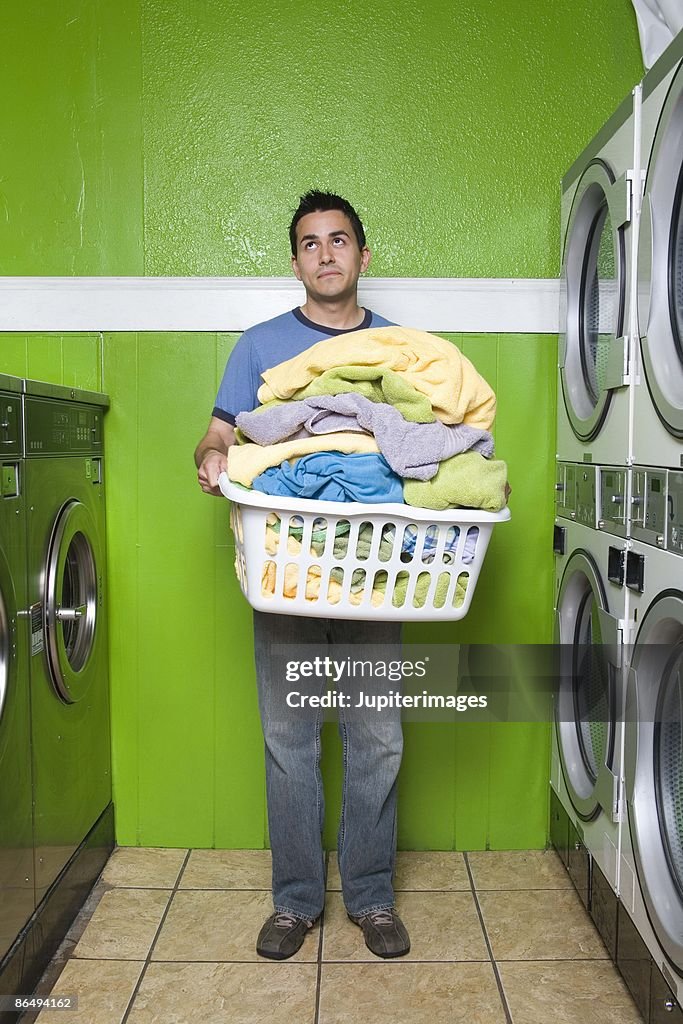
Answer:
[
  {"left": 560, "top": 161, "right": 625, "bottom": 442},
  {"left": 45, "top": 500, "right": 100, "bottom": 703},
  {"left": 573, "top": 592, "right": 611, "bottom": 783},
  {"left": 556, "top": 549, "right": 615, "bottom": 820},
  {"left": 671, "top": 166, "right": 683, "bottom": 361},
  {"left": 638, "top": 68, "right": 683, "bottom": 436},
  {"left": 581, "top": 204, "right": 617, "bottom": 406},
  {"left": 627, "top": 594, "right": 683, "bottom": 969},
  {"left": 655, "top": 647, "right": 683, "bottom": 899},
  {"left": 59, "top": 531, "right": 96, "bottom": 672}
]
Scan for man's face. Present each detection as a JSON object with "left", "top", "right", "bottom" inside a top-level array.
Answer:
[{"left": 291, "top": 209, "right": 371, "bottom": 303}]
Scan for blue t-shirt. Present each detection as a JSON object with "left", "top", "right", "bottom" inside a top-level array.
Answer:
[{"left": 213, "top": 306, "right": 394, "bottom": 425}]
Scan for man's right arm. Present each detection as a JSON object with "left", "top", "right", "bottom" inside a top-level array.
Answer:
[{"left": 195, "top": 416, "right": 236, "bottom": 496}]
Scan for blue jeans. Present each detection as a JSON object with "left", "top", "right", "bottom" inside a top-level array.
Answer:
[{"left": 252, "top": 610, "right": 404, "bottom": 921}]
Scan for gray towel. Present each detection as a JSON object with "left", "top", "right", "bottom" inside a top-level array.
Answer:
[{"left": 236, "top": 393, "right": 494, "bottom": 480}]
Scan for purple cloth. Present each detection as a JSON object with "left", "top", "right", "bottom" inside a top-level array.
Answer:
[{"left": 237, "top": 393, "right": 494, "bottom": 481}]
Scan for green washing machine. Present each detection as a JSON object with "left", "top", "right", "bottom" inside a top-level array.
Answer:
[
  {"left": 0, "top": 374, "right": 34, "bottom": 962},
  {"left": 23, "top": 380, "right": 112, "bottom": 906}
]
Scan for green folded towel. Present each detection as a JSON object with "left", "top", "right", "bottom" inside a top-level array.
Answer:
[
  {"left": 404, "top": 451, "right": 508, "bottom": 511},
  {"left": 380, "top": 568, "right": 468, "bottom": 609},
  {"left": 236, "top": 365, "right": 436, "bottom": 445}
]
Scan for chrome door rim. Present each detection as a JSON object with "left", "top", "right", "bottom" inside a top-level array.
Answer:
[
  {"left": 0, "top": 578, "right": 8, "bottom": 728},
  {"left": 638, "top": 62, "right": 683, "bottom": 437},
  {"left": 626, "top": 592, "right": 683, "bottom": 972},
  {"left": 555, "top": 549, "right": 615, "bottom": 820},
  {"left": 560, "top": 159, "right": 626, "bottom": 442},
  {"left": 44, "top": 499, "right": 100, "bottom": 704}
]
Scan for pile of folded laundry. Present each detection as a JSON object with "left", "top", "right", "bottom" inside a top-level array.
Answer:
[{"left": 225, "top": 325, "right": 508, "bottom": 609}]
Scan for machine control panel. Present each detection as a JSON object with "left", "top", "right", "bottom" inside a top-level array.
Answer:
[
  {"left": 0, "top": 395, "right": 22, "bottom": 455},
  {"left": 555, "top": 462, "right": 577, "bottom": 520},
  {"left": 598, "top": 467, "right": 627, "bottom": 537},
  {"left": 667, "top": 472, "right": 683, "bottom": 556},
  {"left": 576, "top": 465, "right": 597, "bottom": 528},
  {"left": 24, "top": 398, "right": 103, "bottom": 455},
  {"left": 631, "top": 468, "right": 667, "bottom": 547}
]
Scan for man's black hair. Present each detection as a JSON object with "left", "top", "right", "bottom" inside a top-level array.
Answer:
[{"left": 289, "top": 190, "right": 366, "bottom": 256}]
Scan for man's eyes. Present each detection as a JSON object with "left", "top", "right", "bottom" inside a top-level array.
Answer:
[{"left": 304, "top": 237, "right": 345, "bottom": 250}]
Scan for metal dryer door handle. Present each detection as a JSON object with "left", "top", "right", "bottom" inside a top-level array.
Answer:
[{"left": 55, "top": 605, "right": 87, "bottom": 621}]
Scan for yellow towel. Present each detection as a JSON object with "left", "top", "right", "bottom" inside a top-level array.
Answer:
[
  {"left": 260, "top": 554, "right": 386, "bottom": 607},
  {"left": 227, "top": 433, "right": 379, "bottom": 487},
  {"left": 260, "top": 526, "right": 467, "bottom": 608},
  {"left": 256, "top": 326, "right": 496, "bottom": 429}
]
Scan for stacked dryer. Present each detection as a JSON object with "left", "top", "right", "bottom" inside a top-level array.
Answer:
[
  {"left": 553, "top": 85, "right": 639, "bottom": 960},
  {"left": 616, "top": 30, "right": 683, "bottom": 1023},
  {"left": 554, "top": 30, "right": 683, "bottom": 1022}
]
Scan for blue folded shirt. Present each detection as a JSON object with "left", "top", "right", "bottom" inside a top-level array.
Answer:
[{"left": 251, "top": 451, "right": 403, "bottom": 503}]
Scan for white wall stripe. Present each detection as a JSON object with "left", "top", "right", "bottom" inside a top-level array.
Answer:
[{"left": 0, "top": 277, "right": 561, "bottom": 333}]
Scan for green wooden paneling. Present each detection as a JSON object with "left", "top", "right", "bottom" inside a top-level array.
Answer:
[
  {"left": 213, "top": 334, "right": 268, "bottom": 848},
  {"left": 102, "top": 334, "right": 140, "bottom": 844},
  {"left": 134, "top": 334, "right": 217, "bottom": 845},
  {"left": 0, "top": 336, "right": 28, "bottom": 378},
  {"left": 0, "top": 334, "right": 102, "bottom": 390},
  {"left": 102, "top": 330, "right": 557, "bottom": 850}
]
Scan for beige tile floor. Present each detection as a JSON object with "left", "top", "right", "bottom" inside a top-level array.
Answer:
[{"left": 22, "top": 848, "right": 643, "bottom": 1024}]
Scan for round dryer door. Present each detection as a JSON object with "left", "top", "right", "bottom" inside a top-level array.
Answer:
[
  {"left": 44, "top": 499, "right": 102, "bottom": 704},
  {"left": 638, "top": 63, "right": 683, "bottom": 436},
  {"left": 560, "top": 160, "right": 626, "bottom": 442},
  {"left": 626, "top": 593, "right": 683, "bottom": 974},
  {"left": 555, "top": 550, "right": 617, "bottom": 820}
]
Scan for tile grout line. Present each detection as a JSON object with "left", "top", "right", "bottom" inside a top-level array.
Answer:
[
  {"left": 313, "top": 852, "right": 328, "bottom": 1024},
  {"left": 463, "top": 852, "right": 514, "bottom": 1024},
  {"left": 119, "top": 849, "right": 193, "bottom": 1024},
  {"left": 93, "top": 884, "right": 577, "bottom": 892},
  {"left": 74, "top": 956, "right": 499, "bottom": 964}
]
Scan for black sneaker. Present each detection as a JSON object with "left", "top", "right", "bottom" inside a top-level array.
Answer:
[
  {"left": 256, "top": 911, "right": 315, "bottom": 960},
  {"left": 348, "top": 908, "right": 410, "bottom": 958}
]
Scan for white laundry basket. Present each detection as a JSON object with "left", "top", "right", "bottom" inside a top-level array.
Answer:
[{"left": 219, "top": 473, "right": 510, "bottom": 621}]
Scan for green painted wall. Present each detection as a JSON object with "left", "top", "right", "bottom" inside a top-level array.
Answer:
[
  {"left": 142, "top": 0, "right": 641, "bottom": 279},
  {"left": 0, "top": 1, "right": 643, "bottom": 850},
  {"left": 0, "top": 0, "right": 143, "bottom": 275}
]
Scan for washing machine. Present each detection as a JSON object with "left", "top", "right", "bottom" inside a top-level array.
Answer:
[
  {"left": 617, "top": 466, "right": 683, "bottom": 1019},
  {"left": 558, "top": 87, "right": 640, "bottom": 466},
  {"left": 634, "top": 30, "right": 683, "bottom": 471},
  {"left": 0, "top": 374, "right": 34, "bottom": 961},
  {"left": 552, "top": 462, "right": 630, "bottom": 918},
  {"left": 23, "top": 380, "right": 111, "bottom": 905}
]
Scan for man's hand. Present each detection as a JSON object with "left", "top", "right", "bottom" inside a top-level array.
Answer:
[
  {"left": 194, "top": 417, "right": 236, "bottom": 497},
  {"left": 198, "top": 448, "right": 228, "bottom": 495}
]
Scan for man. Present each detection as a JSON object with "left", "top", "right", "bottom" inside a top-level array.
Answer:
[{"left": 195, "top": 191, "right": 410, "bottom": 960}]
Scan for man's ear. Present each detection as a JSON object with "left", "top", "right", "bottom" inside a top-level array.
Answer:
[
  {"left": 291, "top": 254, "right": 302, "bottom": 281},
  {"left": 360, "top": 246, "right": 371, "bottom": 273}
]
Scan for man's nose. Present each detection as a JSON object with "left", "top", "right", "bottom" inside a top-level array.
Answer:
[{"left": 319, "top": 245, "right": 335, "bottom": 263}]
